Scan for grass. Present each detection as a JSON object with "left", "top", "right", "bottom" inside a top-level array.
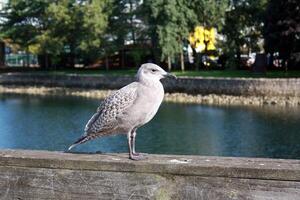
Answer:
[
  {"left": 42, "top": 69, "right": 300, "bottom": 78},
  {"left": 2, "top": 67, "right": 300, "bottom": 78},
  {"left": 172, "top": 70, "right": 300, "bottom": 78}
]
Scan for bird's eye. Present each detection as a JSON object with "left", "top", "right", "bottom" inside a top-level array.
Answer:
[{"left": 151, "top": 69, "right": 157, "bottom": 72}]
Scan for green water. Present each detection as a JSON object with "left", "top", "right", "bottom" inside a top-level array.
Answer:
[{"left": 0, "top": 94, "right": 299, "bottom": 159}]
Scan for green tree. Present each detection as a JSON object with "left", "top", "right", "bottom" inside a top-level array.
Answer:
[
  {"left": 144, "top": 0, "right": 229, "bottom": 71},
  {"left": 222, "top": 0, "right": 268, "bottom": 68},
  {"left": 0, "top": 0, "right": 49, "bottom": 67},
  {"left": 43, "top": 0, "right": 111, "bottom": 67},
  {"left": 109, "top": 0, "right": 145, "bottom": 45},
  {"left": 107, "top": 0, "right": 146, "bottom": 68},
  {"left": 190, "top": 0, "right": 229, "bottom": 30},
  {"left": 264, "top": 0, "right": 300, "bottom": 70},
  {"left": 144, "top": 0, "right": 193, "bottom": 71},
  {"left": 0, "top": 0, "right": 111, "bottom": 68}
]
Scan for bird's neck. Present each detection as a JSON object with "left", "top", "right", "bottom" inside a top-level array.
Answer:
[{"left": 138, "top": 76, "right": 162, "bottom": 88}]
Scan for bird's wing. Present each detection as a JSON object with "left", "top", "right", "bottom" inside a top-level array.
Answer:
[{"left": 84, "top": 82, "right": 139, "bottom": 135}]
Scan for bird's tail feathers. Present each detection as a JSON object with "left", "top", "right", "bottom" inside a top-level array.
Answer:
[{"left": 67, "top": 134, "right": 96, "bottom": 151}]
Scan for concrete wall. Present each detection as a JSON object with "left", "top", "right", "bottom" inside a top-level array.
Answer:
[
  {"left": 0, "top": 149, "right": 300, "bottom": 200},
  {"left": 1, "top": 73, "right": 300, "bottom": 97}
]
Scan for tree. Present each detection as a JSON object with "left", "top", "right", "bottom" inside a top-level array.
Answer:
[
  {"left": 0, "top": 0, "right": 50, "bottom": 67},
  {"left": 0, "top": 0, "right": 111, "bottom": 68},
  {"left": 264, "top": 0, "right": 300, "bottom": 70},
  {"left": 144, "top": 0, "right": 229, "bottom": 71},
  {"left": 39, "top": 0, "right": 112, "bottom": 67},
  {"left": 109, "top": 0, "right": 145, "bottom": 45},
  {"left": 190, "top": 0, "right": 229, "bottom": 70},
  {"left": 190, "top": 0, "right": 229, "bottom": 30},
  {"left": 222, "top": 0, "right": 267, "bottom": 68},
  {"left": 106, "top": 0, "right": 147, "bottom": 68},
  {"left": 144, "top": 0, "right": 193, "bottom": 71}
]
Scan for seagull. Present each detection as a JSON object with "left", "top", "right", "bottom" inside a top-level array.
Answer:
[{"left": 68, "top": 63, "right": 176, "bottom": 160}]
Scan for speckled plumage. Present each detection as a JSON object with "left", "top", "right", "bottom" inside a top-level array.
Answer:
[
  {"left": 68, "top": 63, "right": 176, "bottom": 160},
  {"left": 84, "top": 83, "right": 138, "bottom": 135}
]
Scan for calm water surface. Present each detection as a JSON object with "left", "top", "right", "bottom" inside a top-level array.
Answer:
[{"left": 0, "top": 94, "right": 299, "bottom": 159}]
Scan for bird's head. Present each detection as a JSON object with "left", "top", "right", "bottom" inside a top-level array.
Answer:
[{"left": 137, "top": 63, "right": 176, "bottom": 84}]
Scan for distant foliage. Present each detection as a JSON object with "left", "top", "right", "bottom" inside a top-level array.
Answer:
[
  {"left": 146, "top": 0, "right": 190, "bottom": 60},
  {"left": 264, "top": 0, "right": 300, "bottom": 69},
  {"left": 0, "top": 0, "right": 112, "bottom": 67},
  {"left": 222, "top": 0, "right": 268, "bottom": 67},
  {"left": 144, "top": 0, "right": 228, "bottom": 69},
  {"left": 0, "top": 0, "right": 299, "bottom": 70},
  {"left": 190, "top": 0, "right": 229, "bottom": 30},
  {"left": 0, "top": 0, "right": 48, "bottom": 51}
]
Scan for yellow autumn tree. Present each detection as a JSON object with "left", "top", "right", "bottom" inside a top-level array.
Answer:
[{"left": 189, "top": 26, "right": 216, "bottom": 53}]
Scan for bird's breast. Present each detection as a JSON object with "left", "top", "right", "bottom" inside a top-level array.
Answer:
[
  {"left": 126, "top": 83, "right": 164, "bottom": 127},
  {"left": 144, "top": 85, "right": 164, "bottom": 120}
]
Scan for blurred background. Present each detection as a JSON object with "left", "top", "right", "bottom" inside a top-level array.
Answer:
[{"left": 0, "top": 0, "right": 299, "bottom": 74}]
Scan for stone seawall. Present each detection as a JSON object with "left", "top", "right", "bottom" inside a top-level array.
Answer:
[
  {"left": 1, "top": 86, "right": 299, "bottom": 106},
  {"left": 0, "top": 73, "right": 300, "bottom": 106},
  {"left": 0, "top": 149, "right": 299, "bottom": 200},
  {"left": 1, "top": 73, "right": 300, "bottom": 96}
]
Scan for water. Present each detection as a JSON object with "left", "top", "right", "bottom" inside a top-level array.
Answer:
[{"left": 0, "top": 94, "right": 299, "bottom": 159}]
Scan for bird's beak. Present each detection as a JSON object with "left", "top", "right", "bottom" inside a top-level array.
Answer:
[{"left": 163, "top": 72, "right": 177, "bottom": 79}]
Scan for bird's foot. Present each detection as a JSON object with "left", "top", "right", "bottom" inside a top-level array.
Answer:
[
  {"left": 132, "top": 152, "right": 148, "bottom": 156},
  {"left": 130, "top": 153, "right": 148, "bottom": 161}
]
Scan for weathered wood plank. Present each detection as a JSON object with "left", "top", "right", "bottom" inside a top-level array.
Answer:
[
  {"left": 0, "top": 150, "right": 300, "bottom": 199},
  {"left": 0, "top": 166, "right": 299, "bottom": 200},
  {"left": 0, "top": 166, "right": 166, "bottom": 200},
  {"left": 0, "top": 149, "right": 300, "bottom": 181}
]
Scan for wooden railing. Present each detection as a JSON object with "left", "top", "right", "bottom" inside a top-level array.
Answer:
[{"left": 0, "top": 149, "right": 299, "bottom": 199}]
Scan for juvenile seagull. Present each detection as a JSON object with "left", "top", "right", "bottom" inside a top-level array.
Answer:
[{"left": 68, "top": 63, "right": 176, "bottom": 160}]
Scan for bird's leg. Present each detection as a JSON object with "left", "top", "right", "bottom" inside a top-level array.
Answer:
[
  {"left": 131, "top": 131, "right": 138, "bottom": 156},
  {"left": 131, "top": 130, "right": 148, "bottom": 159},
  {"left": 128, "top": 131, "right": 146, "bottom": 161},
  {"left": 127, "top": 132, "right": 133, "bottom": 158}
]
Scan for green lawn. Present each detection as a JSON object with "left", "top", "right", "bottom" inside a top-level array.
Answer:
[
  {"left": 46, "top": 69, "right": 300, "bottom": 78},
  {"left": 172, "top": 70, "right": 300, "bottom": 78},
  {"left": 2, "top": 68, "right": 300, "bottom": 78}
]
